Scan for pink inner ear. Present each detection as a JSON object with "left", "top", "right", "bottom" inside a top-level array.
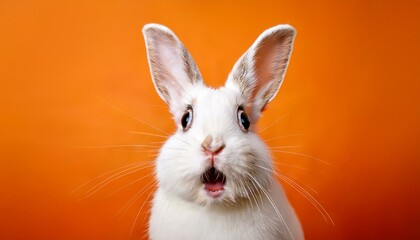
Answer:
[
  {"left": 255, "top": 39, "right": 278, "bottom": 87},
  {"left": 253, "top": 35, "right": 290, "bottom": 101},
  {"left": 144, "top": 25, "right": 203, "bottom": 106}
]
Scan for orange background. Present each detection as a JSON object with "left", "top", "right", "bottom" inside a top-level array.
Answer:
[{"left": 0, "top": 0, "right": 419, "bottom": 239}]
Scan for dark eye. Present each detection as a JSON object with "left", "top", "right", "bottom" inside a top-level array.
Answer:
[
  {"left": 181, "top": 108, "right": 193, "bottom": 131},
  {"left": 237, "top": 108, "right": 250, "bottom": 131}
]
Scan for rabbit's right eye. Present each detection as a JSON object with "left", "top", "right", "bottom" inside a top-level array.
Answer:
[
  {"left": 181, "top": 108, "right": 193, "bottom": 131},
  {"left": 237, "top": 106, "right": 250, "bottom": 132}
]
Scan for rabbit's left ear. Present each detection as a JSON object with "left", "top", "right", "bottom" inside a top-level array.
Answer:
[
  {"left": 225, "top": 25, "right": 296, "bottom": 120},
  {"left": 142, "top": 24, "right": 203, "bottom": 108}
]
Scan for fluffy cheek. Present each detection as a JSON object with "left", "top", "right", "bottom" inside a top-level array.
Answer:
[
  {"left": 222, "top": 153, "right": 256, "bottom": 200},
  {"left": 222, "top": 135, "right": 273, "bottom": 200},
  {"left": 156, "top": 137, "right": 204, "bottom": 202}
]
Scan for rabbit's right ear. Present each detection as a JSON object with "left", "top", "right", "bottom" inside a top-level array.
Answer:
[
  {"left": 225, "top": 25, "right": 296, "bottom": 121},
  {"left": 142, "top": 24, "right": 203, "bottom": 107}
]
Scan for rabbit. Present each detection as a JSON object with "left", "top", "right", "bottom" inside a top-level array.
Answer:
[{"left": 142, "top": 23, "right": 303, "bottom": 240}]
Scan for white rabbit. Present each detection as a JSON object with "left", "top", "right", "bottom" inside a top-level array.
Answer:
[{"left": 142, "top": 23, "right": 303, "bottom": 240}]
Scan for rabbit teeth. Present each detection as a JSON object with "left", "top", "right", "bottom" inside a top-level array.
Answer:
[{"left": 202, "top": 167, "right": 226, "bottom": 198}]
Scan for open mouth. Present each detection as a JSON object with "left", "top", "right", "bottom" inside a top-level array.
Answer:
[{"left": 202, "top": 167, "right": 226, "bottom": 198}]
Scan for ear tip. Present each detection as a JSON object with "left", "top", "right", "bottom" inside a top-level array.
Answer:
[
  {"left": 142, "top": 23, "right": 173, "bottom": 35},
  {"left": 283, "top": 24, "right": 297, "bottom": 33},
  {"left": 268, "top": 24, "right": 297, "bottom": 38}
]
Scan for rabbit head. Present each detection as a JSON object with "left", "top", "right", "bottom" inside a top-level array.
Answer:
[{"left": 142, "top": 24, "right": 296, "bottom": 206}]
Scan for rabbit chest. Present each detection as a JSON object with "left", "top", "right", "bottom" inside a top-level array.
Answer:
[{"left": 149, "top": 184, "right": 303, "bottom": 240}]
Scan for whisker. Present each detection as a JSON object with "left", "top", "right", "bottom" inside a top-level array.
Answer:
[
  {"left": 239, "top": 177, "right": 264, "bottom": 225},
  {"left": 256, "top": 162, "right": 332, "bottom": 225},
  {"left": 245, "top": 172, "right": 294, "bottom": 240},
  {"left": 119, "top": 149, "right": 160, "bottom": 154},
  {"left": 254, "top": 163, "right": 332, "bottom": 225},
  {"left": 93, "top": 95, "right": 170, "bottom": 136},
  {"left": 254, "top": 164, "right": 319, "bottom": 195},
  {"left": 264, "top": 134, "right": 304, "bottom": 142},
  {"left": 279, "top": 173, "right": 319, "bottom": 195},
  {"left": 130, "top": 184, "right": 157, "bottom": 240},
  {"left": 271, "top": 150, "right": 330, "bottom": 165},
  {"left": 273, "top": 162, "right": 324, "bottom": 173},
  {"left": 129, "top": 131, "right": 168, "bottom": 139},
  {"left": 269, "top": 145, "right": 303, "bottom": 149},
  {"left": 253, "top": 164, "right": 274, "bottom": 173},
  {"left": 74, "top": 144, "right": 160, "bottom": 149},
  {"left": 277, "top": 173, "right": 334, "bottom": 225},
  {"left": 141, "top": 104, "right": 168, "bottom": 109},
  {"left": 69, "top": 162, "right": 151, "bottom": 196},
  {"left": 106, "top": 172, "right": 155, "bottom": 197},
  {"left": 83, "top": 164, "right": 154, "bottom": 199},
  {"left": 258, "top": 111, "right": 290, "bottom": 134},
  {"left": 246, "top": 174, "right": 266, "bottom": 217},
  {"left": 116, "top": 180, "right": 157, "bottom": 218},
  {"left": 110, "top": 149, "right": 157, "bottom": 154}
]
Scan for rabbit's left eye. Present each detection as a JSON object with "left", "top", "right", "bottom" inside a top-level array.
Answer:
[
  {"left": 237, "top": 106, "right": 250, "bottom": 131},
  {"left": 181, "top": 107, "right": 193, "bottom": 131}
]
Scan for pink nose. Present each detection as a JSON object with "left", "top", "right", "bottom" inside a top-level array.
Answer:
[
  {"left": 201, "top": 135, "right": 225, "bottom": 157},
  {"left": 202, "top": 144, "right": 225, "bottom": 156}
]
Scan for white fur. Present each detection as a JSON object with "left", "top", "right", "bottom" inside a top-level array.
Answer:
[
  {"left": 143, "top": 23, "right": 303, "bottom": 240},
  {"left": 150, "top": 182, "right": 303, "bottom": 240}
]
